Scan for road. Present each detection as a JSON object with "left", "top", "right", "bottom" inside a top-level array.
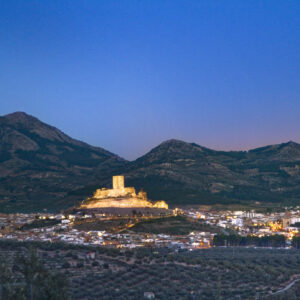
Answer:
[{"left": 272, "top": 278, "right": 300, "bottom": 296}]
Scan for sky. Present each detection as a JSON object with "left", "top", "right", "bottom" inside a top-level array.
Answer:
[{"left": 0, "top": 0, "right": 299, "bottom": 160}]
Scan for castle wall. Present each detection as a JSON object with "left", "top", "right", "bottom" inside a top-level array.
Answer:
[
  {"left": 93, "top": 187, "right": 136, "bottom": 199},
  {"left": 94, "top": 189, "right": 110, "bottom": 199},
  {"left": 153, "top": 201, "right": 169, "bottom": 209},
  {"left": 81, "top": 197, "right": 168, "bottom": 209}
]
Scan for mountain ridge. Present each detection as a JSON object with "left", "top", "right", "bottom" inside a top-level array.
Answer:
[
  {"left": 1, "top": 112, "right": 124, "bottom": 158},
  {"left": 0, "top": 111, "right": 300, "bottom": 212},
  {"left": 3, "top": 112, "right": 300, "bottom": 158},
  {"left": 125, "top": 138, "right": 300, "bottom": 206},
  {"left": 0, "top": 112, "right": 126, "bottom": 212}
]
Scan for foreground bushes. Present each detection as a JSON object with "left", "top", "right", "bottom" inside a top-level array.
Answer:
[{"left": 213, "top": 234, "right": 286, "bottom": 247}]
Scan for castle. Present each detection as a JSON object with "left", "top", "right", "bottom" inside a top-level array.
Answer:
[{"left": 80, "top": 175, "right": 168, "bottom": 209}]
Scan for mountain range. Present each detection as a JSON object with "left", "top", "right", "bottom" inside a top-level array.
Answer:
[{"left": 0, "top": 112, "right": 299, "bottom": 212}]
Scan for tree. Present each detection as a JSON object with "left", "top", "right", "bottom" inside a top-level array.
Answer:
[
  {"left": 0, "top": 257, "right": 16, "bottom": 300},
  {"left": 15, "top": 247, "right": 70, "bottom": 300},
  {"left": 292, "top": 236, "right": 300, "bottom": 249},
  {"left": 16, "top": 247, "right": 46, "bottom": 300}
]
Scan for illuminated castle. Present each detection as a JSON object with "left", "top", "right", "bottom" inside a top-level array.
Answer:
[{"left": 80, "top": 175, "right": 168, "bottom": 209}]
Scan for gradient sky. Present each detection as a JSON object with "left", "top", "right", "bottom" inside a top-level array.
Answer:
[{"left": 0, "top": 1, "right": 299, "bottom": 160}]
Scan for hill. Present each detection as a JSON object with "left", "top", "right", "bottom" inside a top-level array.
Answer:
[
  {"left": 0, "top": 112, "right": 126, "bottom": 212},
  {"left": 0, "top": 112, "right": 300, "bottom": 212},
  {"left": 129, "top": 215, "right": 222, "bottom": 235},
  {"left": 123, "top": 139, "right": 300, "bottom": 206}
]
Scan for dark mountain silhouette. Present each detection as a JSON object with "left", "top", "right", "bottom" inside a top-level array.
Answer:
[
  {"left": 0, "top": 112, "right": 300, "bottom": 212},
  {"left": 0, "top": 112, "right": 126, "bottom": 212},
  {"left": 123, "top": 139, "right": 300, "bottom": 206}
]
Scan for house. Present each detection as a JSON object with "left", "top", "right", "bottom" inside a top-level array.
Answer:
[
  {"left": 144, "top": 292, "right": 155, "bottom": 299},
  {"left": 86, "top": 252, "right": 96, "bottom": 259}
]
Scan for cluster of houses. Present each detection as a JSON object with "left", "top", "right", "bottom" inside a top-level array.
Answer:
[
  {"left": 186, "top": 207, "right": 300, "bottom": 241},
  {"left": 0, "top": 212, "right": 212, "bottom": 249},
  {"left": 1, "top": 207, "right": 300, "bottom": 249}
]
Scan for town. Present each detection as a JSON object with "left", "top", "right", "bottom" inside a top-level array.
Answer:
[{"left": 1, "top": 206, "right": 300, "bottom": 250}]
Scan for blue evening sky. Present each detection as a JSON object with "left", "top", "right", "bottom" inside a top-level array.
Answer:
[{"left": 0, "top": 0, "right": 299, "bottom": 160}]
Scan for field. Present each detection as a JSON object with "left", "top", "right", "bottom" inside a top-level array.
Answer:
[
  {"left": 73, "top": 215, "right": 222, "bottom": 235},
  {"left": 1, "top": 240, "right": 300, "bottom": 299},
  {"left": 73, "top": 217, "right": 135, "bottom": 232},
  {"left": 129, "top": 215, "right": 222, "bottom": 235}
]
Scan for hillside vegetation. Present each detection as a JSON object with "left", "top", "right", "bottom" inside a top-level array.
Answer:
[
  {"left": 0, "top": 112, "right": 125, "bottom": 212},
  {"left": 0, "top": 112, "right": 300, "bottom": 212},
  {"left": 1, "top": 240, "right": 300, "bottom": 299},
  {"left": 130, "top": 215, "right": 222, "bottom": 235}
]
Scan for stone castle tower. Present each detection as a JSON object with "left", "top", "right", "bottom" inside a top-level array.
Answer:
[{"left": 113, "top": 175, "right": 125, "bottom": 190}]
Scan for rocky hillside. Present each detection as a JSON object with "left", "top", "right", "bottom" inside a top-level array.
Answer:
[
  {"left": 124, "top": 139, "right": 300, "bottom": 206},
  {"left": 0, "top": 112, "right": 299, "bottom": 212},
  {"left": 0, "top": 112, "right": 126, "bottom": 212}
]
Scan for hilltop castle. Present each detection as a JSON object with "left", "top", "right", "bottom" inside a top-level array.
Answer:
[{"left": 80, "top": 175, "right": 168, "bottom": 209}]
